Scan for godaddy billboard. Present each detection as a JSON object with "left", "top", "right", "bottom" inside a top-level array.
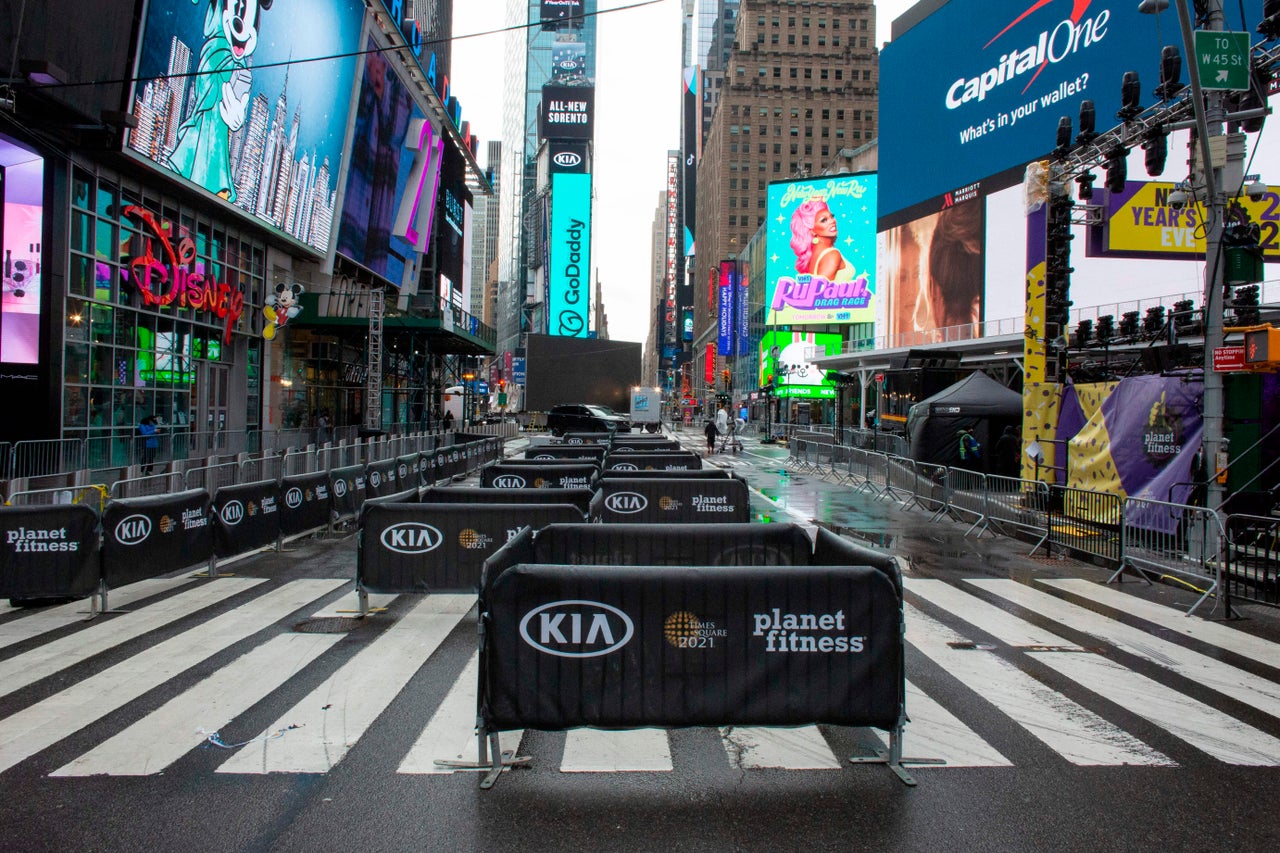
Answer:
[
  {"left": 549, "top": 172, "right": 592, "bottom": 337},
  {"left": 765, "top": 174, "right": 876, "bottom": 327},
  {"left": 878, "top": 0, "right": 1267, "bottom": 218}
]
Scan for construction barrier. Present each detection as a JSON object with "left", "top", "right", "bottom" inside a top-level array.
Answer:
[
  {"left": 471, "top": 522, "right": 908, "bottom": 788},
  {"left": 590, "top": 475, "right": 751, "bottom": 523}
]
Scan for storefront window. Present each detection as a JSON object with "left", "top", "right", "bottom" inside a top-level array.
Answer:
[
  {"left": 65, "top": 342, "right": 89, "bottom": 384},
  {"left": 70, "top": 210, "right": 93, "bottom": 255},
  {"left": 69, "top": 254, "right": 93, "bottom": 297},
  {"left": 95, "top": 183, "right": 116, "bottom": 218}
]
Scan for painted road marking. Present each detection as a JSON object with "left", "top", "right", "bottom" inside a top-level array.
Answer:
[
  {"left": 872, "top": 679, "right": 1013, "bottom": 768},
  {"left": 0, "top": 577, "right": 195, "bottom": 652},
  {"left": 906, "top": 578, "right": 1080, "bottom": 648},
  {"left": 562, "top": 729, "right": 674, "bottom": 773},
  {"left": 722, "top": 725, "right": 843, "bottom": 770}
]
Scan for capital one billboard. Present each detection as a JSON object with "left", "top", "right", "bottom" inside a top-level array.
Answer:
[
  {"left": 878, "top": 0, "right": 1268, "bottom": 218},
  {"left": 549, "top": 172, "right": 592, "bottom": 337}
]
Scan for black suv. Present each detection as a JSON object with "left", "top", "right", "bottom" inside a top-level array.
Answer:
[{"left": 546, "top": 404, "right": 631, "bottom": 436}]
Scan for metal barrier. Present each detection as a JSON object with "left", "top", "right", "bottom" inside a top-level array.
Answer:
[
  {"left": 1114, "top": 496, "right": 1224, "bottom": 614},
  {"left": 184, "top": 461, "right": 241, "bottom": 493},
  {"left": 1223, "top": 513, "right": 1280, "bottom": 609},
  {"left": 110, "top": 472, "right": 185, "bottom": 500},
  {"left": 5, "top": 483, "right": 110, "bottom": 511},
  {"left": 880, "top": 455, "right": 916, "bottom": 503},
  {"left": 942, "top": 468, "right": 988, "bottom": 535},
  {"left": 982, "top": 475, "right": 1051, "bottom": 546},
  {"left": 240, "top": 452, "right": 284, "bottom": 483},
  {"left": 12, "top": 438, "right": 83, "bottom": 478},
  {"left": 1047, "top": 485, "right": 1122, "bottom": 565}
]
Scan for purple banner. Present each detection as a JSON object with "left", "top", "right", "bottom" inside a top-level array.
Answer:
[{"left": 717, "top": 263, "right": 734, "bottom": 355}]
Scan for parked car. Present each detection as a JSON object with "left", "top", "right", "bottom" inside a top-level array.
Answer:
[{"left": 546, "top": 404, "right": 632, "bottom": 436}]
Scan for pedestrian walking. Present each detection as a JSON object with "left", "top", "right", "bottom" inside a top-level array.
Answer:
[
  {"left": 316, "top": 409, "right": 332, "bottom": 445},
  {"left": 136, "top": 415, "right": 159, "bottom": 474},
  {"left": 443, "top": 410, "right": 454, "bottom": 432},
  {"left": 995, "top": 425, "right": 1019, "bottom": 479},
  {"left": 704, "top": 418, "right": 719, "bottom": 456}
]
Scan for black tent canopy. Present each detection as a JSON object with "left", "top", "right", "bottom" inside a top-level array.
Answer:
[{"left": 906, "top": 371, "right": 1021, "bottom": 473}]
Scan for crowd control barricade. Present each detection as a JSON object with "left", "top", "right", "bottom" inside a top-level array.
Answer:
[
  {"left": 440, "top": 445, "right": 467, "bottom": 479},
  {"left": 1223, "top": 513, "right": 1280, "bottom": 609},
  {"left": 212, "top": 479, "right": 282, "bottom": 562},
  {"left": 420, "top": 486, "right": 594, "bottom": 518},
  {"left": 481, "top": 462, "right": 598, "bottom": 490},
  {"left": 468, "top": 522, "right": 913, "bottom": 788},
  {"left": 395, "top": 454, "right": 423, "bottom": 490},
  {"left": 329, "top": 464, "right": 366, "bottom": 527},
  {"left": 610, "top": 437, "right": 680, "bottom": 451},
  {"left": 561, "top": 432, "right": 612, "bottom": 445},
  {"left": 603, "top": 451, "right": 702, "bottom": 472},
  {"left": 0, "top": 504, "right": 101, "bottom": 604},
  {"left": 1048, "top": 485, "right": 1122, "bottom": 565},
  {"left": 356, "top": 501, "right": 585, "bottom": 610},
  {"left": 860, "top": 451, "right": 891, "bottom": 498},
  {"left": 601, "top": 469, "right": 731, "bottom": 480},
  {"left": 110, "top": 472, "right": 186, "bottom": 501},
  {"left": 364, "top": 458, "right": 402, "bottom": 499},
  {"left": 525, "top": 444, "right": 607, "bottom": 462},
  {"left": 102, "top": 489, "right": 213, "bottom": 593},
  {"left": 589, "top": 476, "right": 751, "bottom": 523},
  {"left": 184, "top": 459, "right": 240, "bottom": 493},
  {"left": 1115, "top": 497, "right": 1224, "bottom": 615},
  {"left": 879, "top": 455, "right": 917, "bottom": 503},
  {"left": 279, "top": 472, "right": 332, "bottom": 538},
  {"left": 982, "top": 476, "right": 1051, "bottom": 546},
  {"left": 943, "top": 468, "right": 990, "bottom": 536},
  {"left": 902, "top": 461, "right": 948, "bottom": 515}
]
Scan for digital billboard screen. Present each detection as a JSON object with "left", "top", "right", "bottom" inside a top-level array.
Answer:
[
  {"left": 760, "top": 331, "right": 841, "bottom": 399},
  {"left": 765, "top": 174, "right": 876, "bottom": 327},
  {"left": 438, "top": 144, "right": 472, "bottom": 309},
  {"left": 717, "top": 263, "right": 735, "bottom": 354},
  {"left": 551, "top": 39, "right": 589, "bottom": 85},
  {"left": 877, "top": 0, "right": 1268, "bottom": 218},
  {"left": 540, "top": 85, "right": 594, "bottom": 141},
  {"left": 126, "top": 0, "right": 364, "bottom": 253},
  {"left": 541, "top": 0, "right": 584, "bottom": 28},
  {"left": 548, "top": 172, "right": 592, "bottom": 337},
  {"left": 1, "top": 141, "right": 44, "bottom": 365}
]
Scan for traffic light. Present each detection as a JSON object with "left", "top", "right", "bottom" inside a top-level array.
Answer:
[
  {"left": 1231, "top": 284, "right": 1262, "bottom": 327},
  {"left": 1244, "top": 326, "right": 1279, "bottom": 363}
]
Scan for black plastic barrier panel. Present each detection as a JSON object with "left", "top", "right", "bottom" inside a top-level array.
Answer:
[
  {"left": 103, "top": 489, "right": 213, "bottom": 585},
  {"left": 358, "top": 502, "right": 584, "bottom": 593},
  {"left": 601, "top": 469, "right": 730, "bottom": 480},
  {"left": 480, "top": 562, "right": 903, "bottom": 732},
  {"left": 365, "top": 459, "right": 400, "bottom": 499},
  {"left": 396, "top": 454, "right": 422, "bottom": 490},
  {"left": 561, "top": 432, "right": 612, "bottom": 445},
  {"left": 279, "top": 473, "right": 331, "bottom": 537},
  {"left": 611, "top": 438, "right": 680, "bottom": 451},
  {"left": 525, "top": 444, "right": 607, "bottom": 462},
  {"left": 213, "top": 479, "right": 282, "bottom": 558},
  {"left": 420, "top": 487, "right": 592, "bottom": 518},
  {"left": 441, "top": 446, "right": 466, "bottom": 480},
  {"left": 330, "top": 464, "right": 366, "bottom": 522},
  {"left": 0, "top": 504, "right": 101, "bottom": 599},
  {"left": 603, "top": 452, "right": 702, "bottom": 471},
  {"left": 590, "top": 476, "right": 750, "bottom": 523},
  {"left": 481, "top": 462, "right": 598, "bottom": 490}
]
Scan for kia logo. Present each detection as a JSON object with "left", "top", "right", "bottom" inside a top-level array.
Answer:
[
  {"left": 114, "top": 513, "right": 152, "bottom": 545},
  {"left": 285, "top": 487, "right": 303, "bottom": 509},
  {"left": 519, "top": 600, "right": 635, "bottom": 658},
  {"left": 380, "top": 522, "right": 443, "bottom": 554},
  {"left": 221, "top": 500, "right": 245, "bottom": 525},
  {"left": 612, "top": 462, "right": 639, "bottom": 471},
  {"left": 334, "top": 479, "right": 348, "bottom": 497},
  {"left": 567, "top": 437, "right": 583, "bottom": 444},
  {"left": 493, "top": 475, "right": 527, "bottom": 488},
  {"left": 553, "top": 151, "right": 582, "bottom": 167},
  {"left": 370, "top": 471, "right": 382, "bottom": 488},
  {"left": 605, "top": 493, "right": 647, "bottom": 514},
  {"left": 398, "top": 463, "right": 408, "bottom": 479},
  {"left": 534, "top": 454, "right": 555, "bottom": 460}
]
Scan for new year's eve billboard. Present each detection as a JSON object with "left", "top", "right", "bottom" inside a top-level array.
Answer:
[
  {"left": 877, "top": 0, "right": 1268, "bottom": 218},
  {"left": 1094, "top": 180, "right": 1280, "bottom": 260},
  {"left": 126, "top": 0, "right": 364, "bottom": 253},
  {"left": 549, "top": 172, "right": 592, "bottom": 337},
  {"left": 765, "top": 174, "right": 876, "bottom": 327}
]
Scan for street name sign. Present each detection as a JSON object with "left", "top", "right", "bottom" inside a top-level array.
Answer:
[{"left": 1194, "top": 30, "right": 1251, "bottom": 92}]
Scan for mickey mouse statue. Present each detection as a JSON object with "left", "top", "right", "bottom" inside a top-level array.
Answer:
[{"left": 263, "top": 282, "right": 303, "bottom": 340}]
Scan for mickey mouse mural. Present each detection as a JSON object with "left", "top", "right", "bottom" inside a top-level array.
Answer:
[
  {"left": 167, "top": 0, "right": 273, "bottom": 201},
  {"left": 263, "top": 282, "right": 303, "bottom": 341}
]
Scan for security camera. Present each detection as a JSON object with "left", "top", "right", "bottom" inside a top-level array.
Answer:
[
  {"left": 1168, "top": 188, "right": 1189, "bottom": 210},
  {"left": 1246, "top": 179, "right": 1268, "bottom": 202}
]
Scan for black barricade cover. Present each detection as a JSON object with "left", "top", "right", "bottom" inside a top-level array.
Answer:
[
  {"left": 365, "top": 459, "right": 399, "bottom": 499},
  {"left": 481, "top": 563, "right": 903, "bottom": 731},
  {"left": 590, "top": 477, "right": 750, "bottom": 524},
  {"left": 363, "top": 487, "right": 421, "bottom": 508},
  {"left": 395, "top": 454, "right": 423, "bottom": 490},
  {"left": 0, "top": 504, "right": 101, "bottom": 599},
  {"left": 330, "top": 464, "right": 366, "bottom": 521},
  {"left": 213, "top": 479, "right": 282, "bottom": 558},
  {"left": 422, "top": 451, "right": 443, "bottom": 485},
  {"left": 525, "top": 445, "right": 607, "bottom": 462},
  {"left": 601, "top": 469, "right": 730, "bottom": 480},
  {"left": 561, "top": 432, "right": 612, "bottom": 445},
  {"left": 358, "top": 502, "right": 584, "bottom": 593},
  {"left": 604, "top": 452, "right": 702, "bottom": 471},
  {"left": 481, "top": 462, "right": 598, "bottom": 490},
  {"left": 421, "top": 487, "right": 593, "bottom": 518},
  {"left": 279, "top": 473, "right": 332, "bottom": 537},
  {"left": 610, "top": 438, "right": 680, "bottom": 451},
  {"left": 103, "top": 488, "right": 213, "bottom": 585},
  {"left": 812, "top": 527, "right": 903, "bottom": 598},
  {"left": 481, "top": 522, "right": 819, "bottom": 594},
  {"left": 443, "top": 446, "right": 465, "bottom": 479}
]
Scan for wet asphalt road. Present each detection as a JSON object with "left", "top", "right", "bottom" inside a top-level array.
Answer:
[{"left": 0, "top": 428, "right": 1277, "bottom": 852}]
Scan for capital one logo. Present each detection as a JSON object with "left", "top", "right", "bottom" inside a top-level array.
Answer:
[
  {"left": 220, "top": 500, "right": 245, "bottom": 526},
  {"left": 114, "top": 514, "right": 152, "bottom": 545},
  {"left": 493, "top": 474, "right": 526, "bottom": 489},
  {"left": 380, "top": 522, "right": 443, "bottom": 554},
  {"left": 519, "top": 600, "right": 635, "bottom": 658},
  {"left": 285, "top": 487, "right": 303, "bottom": 509},
  {"left": 553, "top": 151, "right": 582, "bottom": 168},
  {"left": 605, "top": 492, "right": 647, "bottom": 514}
]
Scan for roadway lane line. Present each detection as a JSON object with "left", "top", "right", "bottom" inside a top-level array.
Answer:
[
  {"left": 1038, "top": 578, "right": 1280, "bottom": 668},
  {"left": 721, "top": 726, "right": 842, "bottom": 770},
  {"left": 0, "top": 578, "right": 265, "bottom": 700},
  {"left": 562, "top": 729, "right": 674, "bottom": 772},
  {"left": 49, "top": 633, "right": 341, "bottom": 777},
  {"left": 871, "top": 679, "right": 1013, "bottom": 768},
  {"left": 904, "top": 602, "right": 1173, "bottom": 766},
  {"left": 968, "top": 580, "right": 1280, "bottom": 721},
  {"left": 0, "top": 579, "right": 343, "bottom": 776},
  {"left": 309, "top": 590, "right": 397, "bottom": 617},
  {"left": 398, "top": 652, "right": 528, "bottom": 774},
  {"left": 0, "top": 576, "right": 196, "bottom": 652},
  {"left": 217, "top": 593, "right": 474, "bottom": 775},
  {"left": 1028, "top": 651, "right": 1280, "bottom": 766},
  {"left": 906, "top": 578, "right": 1081, "bottom": 648}
]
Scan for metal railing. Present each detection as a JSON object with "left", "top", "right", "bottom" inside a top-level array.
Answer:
[{"left": 1223, "top": 513, "right": 1280, "bottom": 609}]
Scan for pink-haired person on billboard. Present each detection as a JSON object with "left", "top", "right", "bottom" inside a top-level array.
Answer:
[{"left": 790, "top": 197, "right": 855, "bottom": 283}]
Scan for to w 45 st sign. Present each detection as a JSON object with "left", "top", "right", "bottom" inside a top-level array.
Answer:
[{"left": 1194, "top": 30, "right": 1251, "bottom": 92}]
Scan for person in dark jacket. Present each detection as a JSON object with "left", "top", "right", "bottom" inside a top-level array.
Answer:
[
  {"left": 136, "top": 415, "right": 159, "bottom": 474},
  {"left": 704, "top": 418, "right": 719, "bottom": 455},
  {"left": 995, "top": 425, "right": 1020, "bottom": 479}
]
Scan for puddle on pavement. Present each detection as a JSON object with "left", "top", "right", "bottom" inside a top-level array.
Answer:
[{"left": 819, "top": 521, "right": 898, "bottom": 549}]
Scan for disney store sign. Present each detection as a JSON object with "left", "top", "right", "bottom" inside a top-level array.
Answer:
[{"left": 121, "top": 206, "right": 246, "bottom": 344}]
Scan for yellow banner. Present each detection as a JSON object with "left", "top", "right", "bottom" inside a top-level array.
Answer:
[{"left": 1106, "top": 182, "right": 1280, "bottom": 257}]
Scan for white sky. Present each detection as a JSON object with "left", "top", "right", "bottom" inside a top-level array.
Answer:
[{"left": 450, "top": 0, "right": 918, "bottom": 345}]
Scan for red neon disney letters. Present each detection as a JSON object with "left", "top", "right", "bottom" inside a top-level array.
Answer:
[{"left": 122, "top": 205, "right": 246, "bottom": 345}]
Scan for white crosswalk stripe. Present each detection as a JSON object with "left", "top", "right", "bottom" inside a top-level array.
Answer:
[{"left": 2, "top": 574, "right": 1279, "bottom": 780}]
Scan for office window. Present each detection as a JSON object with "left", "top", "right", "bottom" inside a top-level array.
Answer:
[
  {"left": 818, "top": 18, "right": 826, "bottom": 29},
  {"left": 772, "top": 33, "right": 779, "bottom": 44},
  {"left": 790, "top": 126, "right": 798, "bottom": 136},
  {"left": 789, "top": 67, "right": 797, "bottom": 79},
  {"left": 837, "top": 110, "right": 845, "bottom": 121},
  {"left": 804, "top": 68, "right": 812, "bottom": 79},
  {"left": 790, "top": 143, "right": 798, "bottom": 155},
  {"left": 788, "top": 34, "right": 795, "bottom": 45}
]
